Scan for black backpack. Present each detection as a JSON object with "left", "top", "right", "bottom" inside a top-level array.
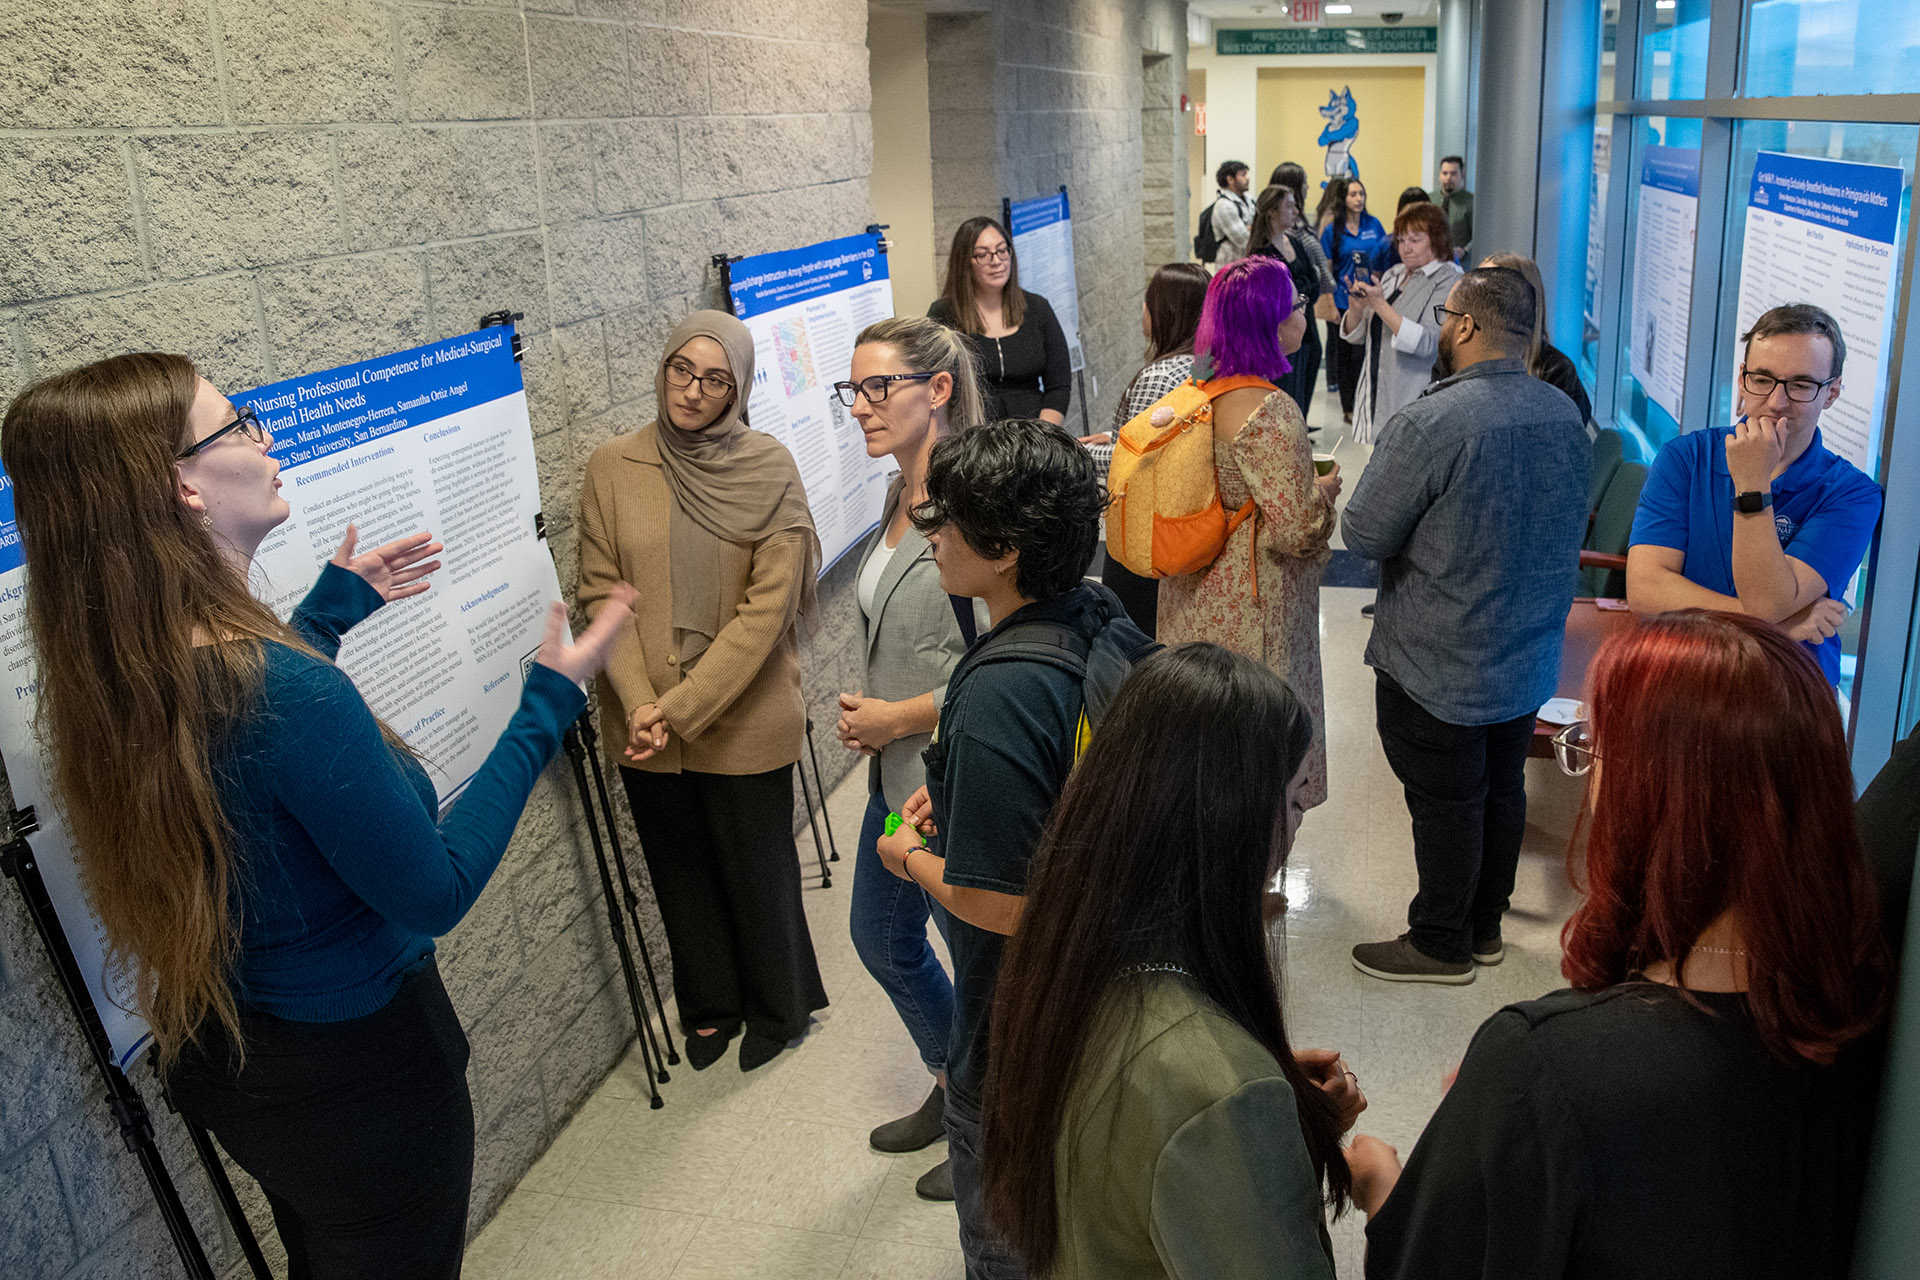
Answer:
[
  {"left": 1193, "top": 197, "right": 1224, "bottom": 264},
  {"left": 947, "top": 583, "right": 1160, "bottom": 764}
]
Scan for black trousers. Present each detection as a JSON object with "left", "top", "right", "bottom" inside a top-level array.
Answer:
[
  {"left": 1375, "top": 671, "right": 1536, "bottom": 964},
  {"left": 1099, "top": 553, "right": 1159, "bottom": 638},
  {"left": 1332, "top": 326, "right": 1366, "bottom": 417},
  {"left": 621, "top": 764, "right": 828, "bottom": 1041},
  {"left": 166, "top": 959, "right": 473, "bottom": 1280},
  {"left": 1277, "top": 312, "right": 1322, "bottom": 423}
]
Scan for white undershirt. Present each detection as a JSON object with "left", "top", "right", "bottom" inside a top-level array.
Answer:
[{"left": 858, "top": 534, "right": 900, "bottom": 618}]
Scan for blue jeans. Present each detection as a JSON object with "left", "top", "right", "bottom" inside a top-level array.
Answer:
[
  {"left": 945, "top": 1088, "right": 1028, "bottom": 1279},
  {"left": 850, "top": 787, "right": 954, "bottom": 1075}
]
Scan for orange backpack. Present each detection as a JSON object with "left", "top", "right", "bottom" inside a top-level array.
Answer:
[{"left": 1106, "top": 376, "right": 1272, "bottom": 579}]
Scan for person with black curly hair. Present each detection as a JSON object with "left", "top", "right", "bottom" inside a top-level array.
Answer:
[{"left": 875, "top": 417, "right": 1153, "bottom": 1278}]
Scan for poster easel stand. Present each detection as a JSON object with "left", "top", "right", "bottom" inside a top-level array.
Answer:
[{"left": 1, "top": 806, "right": 272, "bottom": 1280}]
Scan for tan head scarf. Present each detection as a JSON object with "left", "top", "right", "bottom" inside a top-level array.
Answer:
[{"left": 653, "top": 309, "right": 820, "bottom": 668}]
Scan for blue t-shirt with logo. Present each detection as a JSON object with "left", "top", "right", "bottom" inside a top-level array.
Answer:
[{"left": 1629, "top": 426, "right": 1883, "bottom": 684}]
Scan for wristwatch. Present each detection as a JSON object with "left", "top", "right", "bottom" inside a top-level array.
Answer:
[{"left": 1734, "top": 490, "right": 1774, "bottom": 514}]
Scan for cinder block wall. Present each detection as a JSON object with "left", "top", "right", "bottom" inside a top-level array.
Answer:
[
  {"left": 0, "top": 2, "right": 872, "bottom": 1276},
  {"left": 926, "top": 0, "right": 1189, "bottom": 434}
]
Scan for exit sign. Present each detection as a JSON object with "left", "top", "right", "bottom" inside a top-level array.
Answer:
[{"left": 1294, "top": 0, "right": 1322, "bottom": 21}]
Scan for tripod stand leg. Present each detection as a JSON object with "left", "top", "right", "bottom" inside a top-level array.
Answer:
[
  {"left": 794, "top": 732, "right": 832, "bottom": 890},
  {"left": 158, "top": 1061, "right": 273, "bottom": 1280},
  {"left": 561, "top": 731, "right": 665, "bottom": 1108},
  {"left": 2, "top": 816, "right": 221, "bottom": 1279},
  {"left": 575, "top": 723, "right": 678, "bottom": 1069},
  {"left": 804, "top": 718, "right": 842, "bottom": 864}
]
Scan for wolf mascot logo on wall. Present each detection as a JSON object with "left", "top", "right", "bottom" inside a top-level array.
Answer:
[{"left": 1318, "top": 86, "right": 1360, "bottom": 185}]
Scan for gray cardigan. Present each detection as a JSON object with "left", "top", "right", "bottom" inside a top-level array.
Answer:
[
  {"left": 1342, "top": 258, "right": 1462, "bottom": 444},
  {"left": 853, "top": 477, "right": 971, "bottom": 806}
]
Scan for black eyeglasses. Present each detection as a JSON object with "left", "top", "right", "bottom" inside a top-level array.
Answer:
[
  {"left": 1432, "top": 304, "right": 1474, "bottom": 329},
  {"left": 1551, "top": 721, "right": 1598, "bottom": 778},
  {"left": 970, "top": 245, "right": 1011, "bottom": 263},
  {"left": 831, "top": 372, "right": 936, "bottom": 408},
  {"left": 176, "top": 405, "right": 264, "bottom": 460},
  {"left": 1741, "top": 370, "right": 1837, "bottom": 403},
  {"left": 663, "top": 359, "right": 736, "bottom": 399}
]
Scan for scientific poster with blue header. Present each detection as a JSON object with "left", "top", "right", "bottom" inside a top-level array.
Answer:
[
  {"left": 1733, "top": 151, "right": 1905, "bottom": 475},
  {"left": 1629, "top": 146, "right": 1700, "bottom": 426},
  {"left": 1007, "top": 189, "right": 1086, "bottom": 375},
  {"left": 727, "top": 231, "right": 895, "bottom": 571},
  {"left": 0, "top": 328, "right": 562, "bottom": 1065},
  {"left": 246, "top": 327, "right": 564, "bottom": 805}
]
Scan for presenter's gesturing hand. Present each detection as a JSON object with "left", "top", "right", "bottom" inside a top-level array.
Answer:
[
  {"left": 626, "top": 703, "right": 670, "bottom": 764},
  {"left": 534, "top": 584, "right": 635, "bottom": 686},
  {"left": 332, "top": 524, "right": 445, "bottom": 603}
]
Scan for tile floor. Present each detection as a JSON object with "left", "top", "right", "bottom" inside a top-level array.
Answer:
[{"left": 465, "top": 389, "right": 1590, "bottom": 1279}]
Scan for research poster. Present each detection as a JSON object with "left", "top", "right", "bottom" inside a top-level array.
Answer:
[
  {"left": 727, "top": 232, "right": 896, "bottom": 571},
  {"left": 246, "top": 327, "right": 564, "bottom": 806},
  {"left": 1732, "top": 151, "right": 1905, "bottom": 475},
  {"left": 1629, "top": 146, "right": 1701, "bottom": 425},
  {"left": 0, "top": 468, "right": 155, "bottom": 1066},
  {"left": 1007, "top": 189, "right": 1087, "bottom": 374}
]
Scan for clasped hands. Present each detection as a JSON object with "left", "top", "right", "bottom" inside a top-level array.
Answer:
[
  {"left": 835, "top": 690, "right": 904, "bottom": 757},
  {"left": 626, "top": 703, "right": 670, "bottom": 763}
]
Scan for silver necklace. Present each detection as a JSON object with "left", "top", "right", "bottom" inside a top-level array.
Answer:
[
  {"left": 1689, "top": 944, "right": 1748, "bottom": 957},
  {"left": 1122, "top": 962, "right": 1193, "bottom": 979}
]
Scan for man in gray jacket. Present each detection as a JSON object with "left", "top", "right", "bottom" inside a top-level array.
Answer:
[{"left": 1342, "top": 267, "right": 1590, "bottom": 983}]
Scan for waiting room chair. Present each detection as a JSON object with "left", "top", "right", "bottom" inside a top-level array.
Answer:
[{"left": 1578, "top": 460, "right": 1647, "bottom": 598}]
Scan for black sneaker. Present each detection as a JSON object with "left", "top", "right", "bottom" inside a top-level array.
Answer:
[
  {"left": 870, "top": 1084, "right": 947, "bottom": 1154},
  {"left": 1472, "top": 931, "right": 1505, "bottom": 965},
  {"left": 1351, "top": 935, "right": 1474, "bottom": 984}
]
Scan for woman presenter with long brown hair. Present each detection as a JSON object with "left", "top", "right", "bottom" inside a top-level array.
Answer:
[{"left": 2, "top": 352, "right": 632, "bottom": 1278}]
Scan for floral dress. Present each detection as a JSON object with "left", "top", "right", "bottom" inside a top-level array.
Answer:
[{"left": 1156, "top": 390, "right": 1335, "bottom": 807}]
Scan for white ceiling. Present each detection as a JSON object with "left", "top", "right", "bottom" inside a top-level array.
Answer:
[{"left": 1188, "top": 0, "right": 1438, "bottom": 22}]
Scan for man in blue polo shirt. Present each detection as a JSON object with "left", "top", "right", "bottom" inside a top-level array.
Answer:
[{"left": 1627, "top": 303, "right": 1882, "bottom": 684}]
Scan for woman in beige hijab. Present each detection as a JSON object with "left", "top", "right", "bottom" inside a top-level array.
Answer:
[{"left": 578, "top": 310, "right": 828, "bottom": 1072}]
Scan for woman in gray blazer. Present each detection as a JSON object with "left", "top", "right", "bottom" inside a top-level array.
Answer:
[
  {"left": 833, "top": 316, "right": 986, "bottom": 1200},
  {"left": 1342, "top": 202, "right": 1462, "bottom": 445}
]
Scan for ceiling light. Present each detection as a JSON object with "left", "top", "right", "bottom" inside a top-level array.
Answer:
[
  {"left": 1326, "top": 2, "right": 1354, "bottom": 11},
  {"left": 1655, "top": 0, "right": 1675, "bottom": 7}
]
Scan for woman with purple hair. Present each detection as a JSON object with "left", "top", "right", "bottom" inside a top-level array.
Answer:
[{"left": 1159, "top": 255, "right": 1342, "bottom": 809}]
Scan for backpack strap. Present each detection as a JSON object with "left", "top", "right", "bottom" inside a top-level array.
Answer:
[
  {"left": 948, "top": 594, "right": 978, "bottom": 649},
  {"left": 1195, "top": 374, "right": 1279, "bottom": 398}
]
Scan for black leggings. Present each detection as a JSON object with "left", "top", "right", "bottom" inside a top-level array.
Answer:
[
  {"left": 166, "top": 960, "right": 473, "bottom": 1280},
  {"left": 1331, "top": 326, "right": 1366, "bottom": 417},
  {"left": 621, "top": 764, "right": 828, "bottom": 1041}
]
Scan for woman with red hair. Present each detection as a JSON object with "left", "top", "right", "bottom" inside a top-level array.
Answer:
[{"left": 1348, "top": 610, "right": 1892, "bottom": 1279}]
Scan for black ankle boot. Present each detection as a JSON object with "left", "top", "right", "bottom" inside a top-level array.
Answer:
[
  {"left": 738, "top": 1030, "right": 789, "bottom": 1072},
  {"left": 685, "top": 1026, "right": 734, "bottom": 1071},
  {"left": 870, "top": 1084, "right": 947, "bottom": 1153}
]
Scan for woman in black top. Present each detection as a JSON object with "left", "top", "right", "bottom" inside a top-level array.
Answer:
[
  {"left": 1349, "top": 611, "right": 1893, "bottom": 1280},
  {"left": 1248, "top": 182, "right": 1334, "bottom": 420},
  {"left": 1480, "top": 252, "right": 1593, "bottom": 423},
  {"left": 928, "top": 217, "right": 1072, "bottom": 424}
]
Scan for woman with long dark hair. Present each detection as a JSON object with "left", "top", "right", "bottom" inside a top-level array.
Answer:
[
  {"left": 1319, "top": 177, "right": 1390, "bottom": 425},
  {"left": 2, "top": 353, "right": 632, "bottom": 1277},
  {"left": 929, "top": 216, "right": 1073, "bottom": 425},
  {"left": 1099, "top": 261, "right": 1210, "bottom": 635},
  {"left": 982, "top": 643, "right": 1359, "bottom": 1277},
  {"left": 1352, "top": 610, "right": 1893, "bottom": 1278},
  {"left": 1249, "top": 183, "right": 1335, "bottom": 419}
]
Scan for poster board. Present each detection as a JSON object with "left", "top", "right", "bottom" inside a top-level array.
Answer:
[
  {"left": 0, "top": 327, "right": 559, "bottom": 1065},
  {"left": 1006, "top": 189, "right": 1087, "bottom": 375},
  {"left": 1628, "top": 145, "right": 1700, "bottom": 427},
  {"left": 726, "top": 232, "right": 896, "bottom": 572},
  {"left": 1732, "top": 151, "right": 1905, "bottom": 476}
]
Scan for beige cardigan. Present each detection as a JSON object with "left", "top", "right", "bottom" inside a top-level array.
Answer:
[{"left": 577, "top": 424, "right": 808, "bottom": 776}]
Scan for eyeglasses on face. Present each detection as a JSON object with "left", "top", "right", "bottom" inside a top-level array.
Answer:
[
  {"left": 970, "top": 244, "right": 1012, "bottom": 264},
  {"left": 1551, "top": 720, "right": 1598, "bottom": 778},
  {"left": 831, "top": 372, "right": 936, "bottom": 408},
  {"left": 1740, "top": 370, "right": 1836, "bottom": 403},
  {"left": 176, "top": 404, "right": 264, "bottom": 460},
  {"left": 663, "top": 358, "right": 736, "bottom": 399},
  {"left": 1432, "top": 304, "right": 1474, "bottom": 329}
]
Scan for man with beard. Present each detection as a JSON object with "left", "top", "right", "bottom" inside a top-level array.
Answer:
[{"left": 1340, "top": 266, "right": 1590, "bottom": 983}]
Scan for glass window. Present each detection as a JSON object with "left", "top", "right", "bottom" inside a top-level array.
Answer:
[
  {"left": 1709, "top": 120, "right": 1915, "bottom": 706},
  {"left": 1613, "top": 118, "right": 1702, "bottom": 457},
  {"left": 1638, "top": 0, "right": 1712, "bottom": 100},
  {"left": 1743, "top": 0, "right": 1920, "bottom": 98},
  {"left": 1598, "top": 2, "right": 1621, "bottom": 102},
  {"left": 1582, "top": 117, "right": 1616, "bottom": 391}
]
